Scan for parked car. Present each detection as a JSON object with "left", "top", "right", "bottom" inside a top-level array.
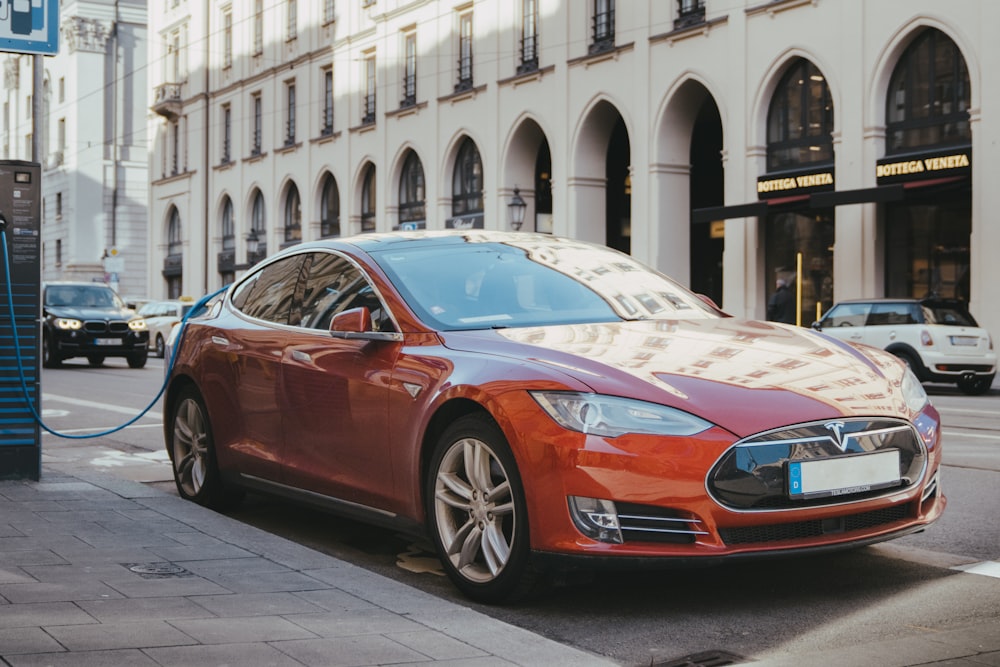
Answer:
[
  {"left": 138, "top": 298, "right": 195, "bottom": 358},
  {"left": 812, "top": 298, "right": 996, "bottom": 395},
  {"left": 164, "top": 232, "right": 944, "bottom": 603},
  {"left": 42, "top": 281, "right": 149, "bottom": 369}
]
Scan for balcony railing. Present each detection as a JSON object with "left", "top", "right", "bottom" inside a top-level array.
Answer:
[
  {"left": 674, "top": 0, "right": 706, "bottom": 30},
  {"left": 362, "top": 94, "right": 376, "bottom": 125},
  {"left": 152, "top": 83, "right": 182, "bottom": 119},
  {"left": 589, "top": 8, "right": 615, "bottom": 55}
]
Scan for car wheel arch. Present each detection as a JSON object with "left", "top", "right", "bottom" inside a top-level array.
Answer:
[
  {"left": 419, "top": 398, "right": 495, "bottom": 505},
  {"left": 884, "top": 343, "right": 927, "bottom": 374}
]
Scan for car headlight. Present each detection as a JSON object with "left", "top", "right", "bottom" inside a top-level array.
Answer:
[
  {"left": 900, "top": 367, "right": 929, "bottom": 413},
  {"left": 55, "top": 318, "right": 82, "bottom": 330},
  {"left": 128, "top": 318, "right": 147, "bottom": 331},
  {"left": 530, "top": 391, "right": 712, "bottom": 437}
]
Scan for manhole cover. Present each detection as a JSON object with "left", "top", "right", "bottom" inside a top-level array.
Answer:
[
  {"left": 654, "top": 650, "right": 745, "bottom": 667},
  {"left": 124, "top": 562, "right": 190, "bottom": 578}
]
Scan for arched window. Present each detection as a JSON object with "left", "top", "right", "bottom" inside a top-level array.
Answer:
[
  {"left": 886, "top": 28, "right": 970, "bottom": 154},
  {"left": 452, "top": 137, "right": 483, "bottom": 217},
  {"left": 361, "top": 164, "right": 376, "bottom": 232},
  {"left": 284, "top": 182, "right": 301, "bottom": 243},
  {"left": 251, "top": 190, "right": 267, "bottom": 256},
  {"left": 766, "top": 59, "right": 834, "bottom": 171},
  {"left": 320, "top": 173, "right": 340, "bottom": 237},
  {"left": 167, "top": 207, "right": 182, "bottom": 256},
  {"left": 398, "top": 150, "right": 426, "bottom": 226},
  {"left": 221, "top": 197, "right": 235, "bottom": 251}
]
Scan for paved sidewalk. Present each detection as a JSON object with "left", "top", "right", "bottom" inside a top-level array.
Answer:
[{"left": 0, "top": 468, "right": 613, "bottom": 667}]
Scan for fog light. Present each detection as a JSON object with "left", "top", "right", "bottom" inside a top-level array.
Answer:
[{"left": 568, "top": 496, "right": 623, "bottom": 544}]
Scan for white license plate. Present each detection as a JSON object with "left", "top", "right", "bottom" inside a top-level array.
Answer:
[
  {"left": 950, "top": 336, "right": 978, "bottom": 346},
  {"left": 788, "top": 450, "right": 900, "bottom": 499},
  {"left": 94, "top": 338, "right": 118, "bottom": 346}
]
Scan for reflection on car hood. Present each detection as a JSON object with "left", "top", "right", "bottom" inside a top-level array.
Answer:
[
  {"left": 46, "top": 306, "right": 136, "bottom": 320},
  {"left": 440, "top": 319, "right": 912, "bottom": 438}
]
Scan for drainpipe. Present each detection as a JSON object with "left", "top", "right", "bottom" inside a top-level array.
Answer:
[{"left": 203, "top": 0, "right": 211, "bottom": 294}]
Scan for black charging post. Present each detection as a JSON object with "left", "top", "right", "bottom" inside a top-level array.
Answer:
[{"left": 0, "top": 160, "right": 42, "bottom": 479}]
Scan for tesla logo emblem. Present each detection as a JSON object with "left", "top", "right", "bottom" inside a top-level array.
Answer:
[{"left": 825, "top": 421, "right": 848, "bottom": 451}]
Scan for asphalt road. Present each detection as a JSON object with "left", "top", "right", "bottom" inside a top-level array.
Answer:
[{"left": 37, "top": 357, "right": 1000, "bottom": 666}]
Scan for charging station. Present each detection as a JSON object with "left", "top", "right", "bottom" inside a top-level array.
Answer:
[{"left": 0, "top": 160, "right": 41, "bottom": 480}]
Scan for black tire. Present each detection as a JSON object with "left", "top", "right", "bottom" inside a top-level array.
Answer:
[
  {"left": 426, "top": 414, "right": 539, "bottom": 604},
  {"left": 957, "top": 373, "right": 994, "bottom": 396},
  {"left": 87, "top": 355, "right": 105, "bottom": 367},
  {"left": 42, "top": 334, "right": 62, "bottom": 368},
  {"left": 155, "top": 334, "right": 166, "bottom": 358},
  {"left": 893, "top": 351, "right": 921, "bottom": 377},
  {"left": 127, "top": 349, "right": 148, "bottom": 369},
  {"left": 167, "top": 386, "right": 244, "bottom": 510}
]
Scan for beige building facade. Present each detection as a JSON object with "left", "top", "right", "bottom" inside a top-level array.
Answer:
[{"left": 147, "top": 0, "right": 1000, "bottom": 337}]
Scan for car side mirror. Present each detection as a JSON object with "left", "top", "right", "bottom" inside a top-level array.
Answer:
[
  {"left": 330, "top": 306, "right": 372, "bottom": 334},
  {"left": 811, "top": 321, "right": 822, "bottom": 331}
]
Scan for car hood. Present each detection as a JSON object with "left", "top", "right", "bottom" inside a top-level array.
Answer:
[
  {"left": 439, "top": 318, "right": 915, "bottom": 438},
  {"left": 45, "top": 306, "right": 137, "bottom": 320}
]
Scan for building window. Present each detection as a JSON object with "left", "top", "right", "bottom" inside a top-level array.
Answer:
[
  {"left": 251, "top": 190, "right": 267, "bottom": 258},
  {"left": 766, "top": 59, "right": 834, "bottom": 171},
  {"left": 252, "top": 93, "right": 262, "bottom": 155},
  {"left": 323, "top": 0, "right": 335, "bottom": 24},
  {"left": 222, "top": 197, "right": 235, "bottom": 251},
  {"left": 322, "top": 68, "right": 334, "bottom": 135},
  {"left": 222, "top": 9, "right": 233, "bottom": 68},
  {"left": 452, "top": 137, "right": 483, "bottom": 217},
  {"left": 590, "top": 0, "right": 615, "bottom": 54},
  {"left": 55, "top": 239, "right": 62, "bottom": 267},
  {"left": 221, "top": 105, "right": 231, "bottom": 163},
  {"left": 284, "top": 183, "right": 301, "bottom": 243},
  {"left": 167, "top": 207, "right": 183, "bottom": 257},
  {"left": 170, "top": 121, "right": 180, "bottom": 175},
  {"left": 58, "top": 77, "right": 65, "bottom": 103},
  {"left": 675, "top": 0, "right": 705, "bottom": 30},
  {"left": 169, "top": 30, "right": 181, "bottom": 81},
  {"left": 886, "top": 28, "right": 970, "bottom": 154},
  {"left": 320, "top": 173, "right": 340, "bottom": 237},
  {"left": 286, "top": 0, "right": 297, "bottom": 41},
  {"left": 518, "top": 0, "right": 538, "bottom": 74},
  {"left": 401, "top": 32, "right": 416, "bottom": 107},
  {"left": 253, "top": 0, "right": 264, "bottom": 55},
  {"left": 456, "top": 12, "right": 473, "bottom": 92},
  {"left": 398, "top": 150, "right": 425, "bottom": 226},
  {"left": 285, "top": 82, "right": 296, "bottom": 146},
  {"left": 362, "top": 54, "right": 376, "bottom": 124},
  {"left": 55, "top": 192, "right": 62, "bottom": 219},
  {"left": 57, "top": 117, "right": 65, "bottom": 150},
  {"left": 361, "top": 164, "right": 376, "bottom": 232}
]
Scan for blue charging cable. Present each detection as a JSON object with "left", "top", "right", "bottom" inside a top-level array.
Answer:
[{"left": 1, "top": 228, "right": 227, "bottom": 439}]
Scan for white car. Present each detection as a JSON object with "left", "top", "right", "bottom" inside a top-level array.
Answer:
[
  {"left": 138, "top": 299, "right": 195, "bottom": 358},
  {"left": 813, "top": 298, "right": 996, "bottom": 395}
]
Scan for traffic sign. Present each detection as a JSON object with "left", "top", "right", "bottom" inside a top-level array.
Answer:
[{"left": 0, "top": 0, "right": 59, "bottom": 56}]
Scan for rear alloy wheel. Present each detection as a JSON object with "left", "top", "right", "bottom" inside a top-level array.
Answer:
[
  {"left": 168, "top": 387, "right": 243, "bottom": 509},
  {"left": 427, "top": 415, "right": 536, "bottom": 603},
  {"left": 957, "top": 373, "right": 994, "bottom": 396}
]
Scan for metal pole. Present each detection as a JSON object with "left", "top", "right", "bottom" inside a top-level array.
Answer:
[{"left": 31, "top": 55, "right": 42, "bottom": 163}]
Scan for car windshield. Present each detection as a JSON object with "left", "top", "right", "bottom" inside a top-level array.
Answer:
[
  {"left": 46, "top": 285, "right": 120, "bottom": 308},
  {"left": 371, "top": 237, "right": 718, "bottom": 330}
]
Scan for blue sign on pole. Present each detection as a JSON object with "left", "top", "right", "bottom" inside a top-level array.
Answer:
[{"left": 0, "top": 0, "right": 59, "bottom": 56}]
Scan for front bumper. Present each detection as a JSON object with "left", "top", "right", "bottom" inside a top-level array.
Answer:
[{"left": 51, "top": 329, "right": 149, "bottom": 357}]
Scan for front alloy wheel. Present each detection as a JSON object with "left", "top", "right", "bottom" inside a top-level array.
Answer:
[{"left": 428, "top": 415, "right": 535, "bottom": 603}]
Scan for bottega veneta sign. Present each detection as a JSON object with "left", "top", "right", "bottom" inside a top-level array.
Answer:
[
  {"left": 757, "top": 169, "right": 835, "bottom": 199},
  {"left": 876, "top": 148, "right": 971, "bottom": 184}
]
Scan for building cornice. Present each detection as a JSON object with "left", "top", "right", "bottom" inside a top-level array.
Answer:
[{"left": 62, "top": 16, "right": 112, "bottom": 54}]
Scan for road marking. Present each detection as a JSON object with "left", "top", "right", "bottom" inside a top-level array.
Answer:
[
  {"left": 936, "top": 406, "right": 999, "bottom": 416},
  {"left": 951, "top": 561, "right": 1000, "bottom": 579},
  {"left": 941, "top": 430, "right": 1000, "bottom": 440},
  {"left": 43, "top": 393, "right": 162, "bottom": 420}
]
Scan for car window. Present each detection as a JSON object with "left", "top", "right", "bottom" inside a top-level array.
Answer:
[
  {"left": 231, "top": 255, "right": 309, "bottom": 324},
  {"left": 298, "top": 252, "right": 395, "bottom": 332},
  {"left": 924, "top": 304, "right": 977, "bottom": 326},
  {"left": 867, "top": 303, "right": 920, "bottom": 326},
  {"left": 822, "top": 303, "right": 870, "bottom": 328},
  {"left": 45, "top": 285, "right": 120, "bottom": 308}
]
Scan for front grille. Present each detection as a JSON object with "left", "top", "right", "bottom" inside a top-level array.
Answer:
[
  {"left": 83, "top": 320, "right": 129, "bottom": 334},
  {"left": 615, "top": 502, "right": 707, "bottom": 544},
  {"left": 708, "top": 418, "right": 926, "bottom": 511},
  {"left": 719, "top": 504, "right": 910, "bottom": 545}
]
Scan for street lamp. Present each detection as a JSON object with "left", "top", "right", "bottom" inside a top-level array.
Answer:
[
  {"left": 508, "top": 186, "right": 527, "bottom": 231},
  {"left": 234, "top": 229, "right": 260, "bottom": 270}
]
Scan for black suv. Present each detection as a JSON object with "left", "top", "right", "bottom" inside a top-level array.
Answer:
[{"left": 42, "top": 282, "right": 150, "bottom": 369}]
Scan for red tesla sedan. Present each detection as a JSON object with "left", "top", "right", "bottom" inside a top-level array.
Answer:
[{"left": 164, "top": 231, "right": 944, "bottom": 603}]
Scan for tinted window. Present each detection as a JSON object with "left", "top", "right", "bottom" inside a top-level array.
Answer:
[
  {"left": 231, "top": 255, "right": 308, "bottom": 324},
  {"left": 298, "top": 252, "right": 395, "bottom": 332},
  {"left": 924, "top": 303, "right": 977, "bottom": 326},
  {"left": 867, "top": 303, "right": 922, "bottom": 326},
  {"left": 822, "top": 303, "right": 870, "bottom": 328}
]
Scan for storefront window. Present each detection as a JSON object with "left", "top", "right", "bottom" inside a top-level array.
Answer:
[
  {"left": 765, "top": 210, "right": 835, "bottom": 325},
  {"left": 886, "top": 197, "right": 971, "bottom": 300},
  {"left": 766, "top": 59, "right": 833, "bottom": 171}
]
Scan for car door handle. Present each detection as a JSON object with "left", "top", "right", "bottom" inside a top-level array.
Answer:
[
  {"left": 291, "top": 349, "right": 312, "bottom": 363},
  {"left": 211, "top": 336, "right": 230, "bottom": 346}
]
